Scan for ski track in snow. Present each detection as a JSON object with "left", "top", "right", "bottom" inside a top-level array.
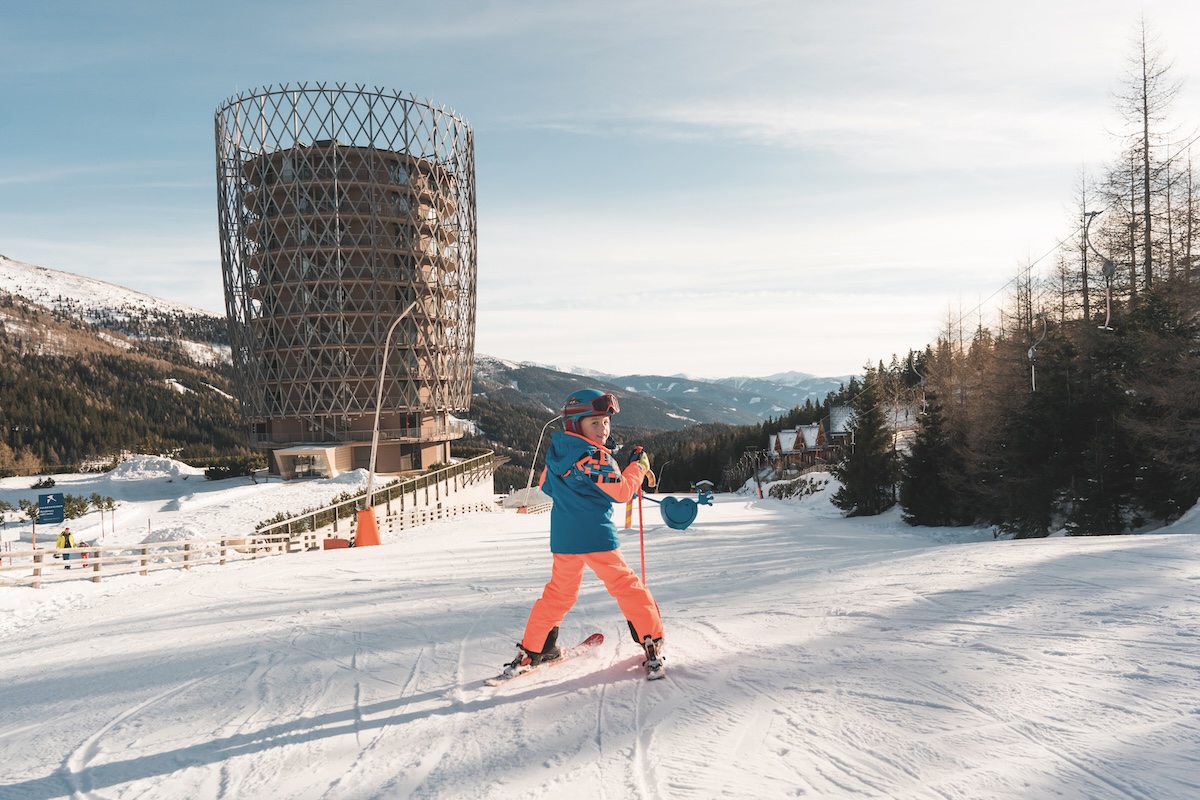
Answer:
[{"left": 3, "top": 467, "right": 1200, "bottom": 799}]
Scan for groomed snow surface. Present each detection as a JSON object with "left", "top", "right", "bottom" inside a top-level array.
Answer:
[{"left": 2, "top": 459, "right": 1199, "bottom": 799}]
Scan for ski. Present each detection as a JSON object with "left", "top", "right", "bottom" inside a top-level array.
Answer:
[{"left": 485, "top": 632, "right": 604, "bottom": 686}]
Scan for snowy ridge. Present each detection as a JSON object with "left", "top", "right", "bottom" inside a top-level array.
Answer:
[
  {"left": 0, "top": 254, "right": 215, "bottom": 321},
  {"left": 515, "top": 359, "right": 615, "bottom": 379},
  {"left": 0, "top": 254, "right": 230, "bottom": 365}
]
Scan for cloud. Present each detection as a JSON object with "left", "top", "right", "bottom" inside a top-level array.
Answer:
[
  {"left": 509, "top": 93, "right": 1116, "bottom": 176},
  {"left": 474, "top": 196, "right": 1055, "bottom": 377},
  {"left": 0, "top": 163, "right": 115, "bottom": 186},
  {"left": 476, "top": 286, "right": 951, "bottom": 379}
]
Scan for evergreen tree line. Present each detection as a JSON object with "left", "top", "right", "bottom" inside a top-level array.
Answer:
[
  {"left": 457, "top": 386, "right": 869, "bottom": 497},
  {"left": 454, "top": 395, "right": 559, "bottom": 494},
  {"left": 887, "top": 284, "right": 1200, "bottom": 536},
  {"left": 835, "top": 23, "right": 1200, "bottom": 535},
  {"left": 637, "top": 387, "right": 863, "bottom": 493},
  {"left": 0, "top": 343, "right": 253, "bottom": 475}
]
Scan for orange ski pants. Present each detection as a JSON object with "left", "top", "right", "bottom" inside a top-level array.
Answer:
[{"left": 522, "top": 549, "right": 663, "bottom": 653}]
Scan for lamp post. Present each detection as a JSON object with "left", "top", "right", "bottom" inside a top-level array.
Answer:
[
  {"left": 656, "top": 461, "right": 671, "bottom": 493},
  {"left": 517, "top": 415, "right": 560, "bottom": 513},
  {"left": 357, "top": 301, "right": 418, "bottom": 547}
]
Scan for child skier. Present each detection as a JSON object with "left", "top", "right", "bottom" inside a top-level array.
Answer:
[{"left": 506, "top": 389, "right": 666, "bottom": 678}]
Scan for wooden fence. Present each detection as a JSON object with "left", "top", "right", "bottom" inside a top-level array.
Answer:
[
  {"left": 254, "top": 453, "right": 498, "bottom": 541},
  {"left": 0, "top": 532, "right": 293, "bottom": 589},
  {"left": 1, "top": 453, "right": 500, "bottom": 589}
]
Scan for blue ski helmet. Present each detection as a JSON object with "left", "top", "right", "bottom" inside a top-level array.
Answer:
[{"left": 561, "top": 389, "right": 620, "bottom": 434}]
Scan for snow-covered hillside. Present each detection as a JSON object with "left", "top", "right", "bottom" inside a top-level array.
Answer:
[
  {"left": 0, "top": 254, "right": 215, "bottom": 322},
  {"left": 2, "top": 462, "right": 1198, "bottom": 799},
  {"left": 0, "top": 254, "right": 230, "bottom": 364}
]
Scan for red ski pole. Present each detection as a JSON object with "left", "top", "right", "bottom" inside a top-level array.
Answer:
[{"left": 637, "top": 486, "right": 647, "bottom": 584}]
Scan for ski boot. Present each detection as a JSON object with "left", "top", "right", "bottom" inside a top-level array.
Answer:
[
  {"left": 642, "top": 635, "right": 666, "bottom": 680},
  {"left": 501, "top": 627, "right": 562, "bottom": 677}
]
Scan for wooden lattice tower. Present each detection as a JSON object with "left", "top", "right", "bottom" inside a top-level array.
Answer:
[{"left": 214, "top": 83, "right": 476, "bottom": 476}]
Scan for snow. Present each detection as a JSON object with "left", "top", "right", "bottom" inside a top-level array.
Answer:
[
  {"left": 0, "top": 254, "right": 213, "bottom": 321},
  {"left": 202, "top": 382, "right": 237, "bottom": 402},
  {"left": 0, "top": 455, "right": 369, "bottom": 548},
  {"left": 2, "top": 460, "right": 1200, "bottom": 799},
  {"left": 178, "top": 339, "right": 232, "bottom": 365}
]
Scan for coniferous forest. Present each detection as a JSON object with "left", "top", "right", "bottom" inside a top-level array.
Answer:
[
  {"left": 840, "top": 25, "right": 1200, "bottom": 536},
  {"left": 0, "top": 296, "right": 254, "bottom": 474}
]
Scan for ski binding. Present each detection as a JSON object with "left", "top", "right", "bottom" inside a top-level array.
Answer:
[{"left": 485, "top": 632, "right": 604, "bottom": 686}]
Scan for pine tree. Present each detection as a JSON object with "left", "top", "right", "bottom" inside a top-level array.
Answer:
[
  {"left": 1107, "top": 17, "right": 1182, "bottom": 292},
  {"left": 1101, "top": 286, "right": 1200, "bottom": 526},
  {"left": 899, "top": 392, "right": 971, "bottom": 526},
  {"left": 831, "top": 369, "right": 897, "bottom": 517}
]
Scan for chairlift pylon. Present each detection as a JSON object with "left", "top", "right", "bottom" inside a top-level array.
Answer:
[
  {"left": 1027, "top": 312, "right": 1047, "bottom": 392},
  {"left": 1084, "top": 210, "right": 1116, "bottom": 332}
]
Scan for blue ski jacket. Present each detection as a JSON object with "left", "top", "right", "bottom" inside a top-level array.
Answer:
[{"left": 539, "top": 431, "right": 648, "bottom": 554}]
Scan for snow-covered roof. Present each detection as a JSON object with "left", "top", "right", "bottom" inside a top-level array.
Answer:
[
  {"left": 771, "top": 424, "right": 824, "bottom": 454},
  {"left": 827, "top": 404, "right": 854, "bottom": 434},
  {"left": 798, "top": 423, "right": 821, "bottom": 449},
  {"left": 775, "top": 430, "right": 800, "bottom": 453}
]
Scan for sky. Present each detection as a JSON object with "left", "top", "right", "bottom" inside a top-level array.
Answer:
[
  {"left": 3, "top": 458, "right": 1200, "bottom": 798},
  {"left": 3, "top": 1, "right": 1200, "bottom": 379}
]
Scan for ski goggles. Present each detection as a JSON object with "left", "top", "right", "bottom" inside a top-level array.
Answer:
[{"left": 563, "top": 392, "right": 620, "bottom": 418}]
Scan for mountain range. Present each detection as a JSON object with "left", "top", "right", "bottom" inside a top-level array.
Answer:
[
  {"left": 0, "top": 253, "right": 856, "bottom": 434},
  {"left": 473, "top": 357, "right": 854, "bottom": 428}
]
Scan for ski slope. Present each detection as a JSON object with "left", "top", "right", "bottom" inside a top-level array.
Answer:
[{"left": 2, "top": 465, "right": 1199, "bottom": 799}]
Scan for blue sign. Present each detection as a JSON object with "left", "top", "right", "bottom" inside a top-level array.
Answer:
[{"left": 38, "top": 493, "right": 64, "bottom": 525}]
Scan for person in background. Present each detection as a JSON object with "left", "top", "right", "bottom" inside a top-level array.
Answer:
[
  {"left": 56, "top": 527, "right": 76, "bottom": 570},
  {"left": 505, "top": 389, "right": 666, "bottom": 678}
]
